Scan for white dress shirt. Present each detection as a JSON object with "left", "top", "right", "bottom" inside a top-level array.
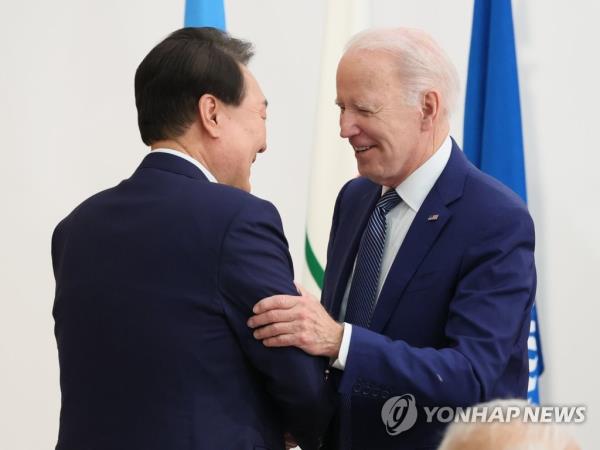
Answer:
[
  {"left": 332, "top": 135, "right": 452, "bottom": 370},
  {"left": 151, "top": 148, "right": 217, "bottom": 183}
]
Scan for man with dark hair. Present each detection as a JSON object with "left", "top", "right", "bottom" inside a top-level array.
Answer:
[{"left": 52, "top": 27, "right": 331, "bottom": 450}]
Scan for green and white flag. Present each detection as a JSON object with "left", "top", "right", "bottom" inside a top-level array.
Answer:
[{"left": 303, "top": 0, "right": 369, "bottom": 294}]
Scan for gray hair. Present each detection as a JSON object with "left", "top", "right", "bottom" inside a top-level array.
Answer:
[
  {"left": 438, "top": 399, "right": 580, "bottom": 450},
  {"left": 345, "top": 27, "right": 460, "bottom": 119}
]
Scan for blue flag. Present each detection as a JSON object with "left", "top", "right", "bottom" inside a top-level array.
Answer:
[
  {"left": 184, "top": 0, "right": 225, "bottom": 29},
  {"left": 463, "top": 0, "right": 543, "bottom": 403}
]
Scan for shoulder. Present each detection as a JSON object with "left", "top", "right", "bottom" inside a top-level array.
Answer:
[
  {"left": 440, "top": 144, "right": 529, "bottom": 218},
  {"left": 440, "top": 146, "right": 531, "bottom": 221},
  {"left": 426, "top": 146, "right": 535, "bottom": 246},
  {"left": 463, "top": 165, "right": 531, "bottom": 221},
  {"left": 178, "top": 183, "right": 287, "bottom": 245},
  {"left": 56, "top": 178, "right": 282, "bottom": 237},
  {"left": 453, "top": 166, "right": 535, "bottom": 246},
  {"left": 203, "top": 183, "right": 282, "bottom": 225},
  {"left": 53, "top": 184, "right": 121, "bottom": 232}
]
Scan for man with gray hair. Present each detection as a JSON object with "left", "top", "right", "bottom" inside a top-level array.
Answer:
[{"left": 248, "top": 27, "right": 536, "bottom": 449}]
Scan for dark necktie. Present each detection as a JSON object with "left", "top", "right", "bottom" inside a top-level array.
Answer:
[
  {"left": 338, "top": 188, "right": 401, "bottom": 449},
  {"left": 344, "top": 188, "right": 402, "bottom": 327}
]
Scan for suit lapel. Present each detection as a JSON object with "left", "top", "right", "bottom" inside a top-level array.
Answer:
[
  {"left": 369, "top": 190, "right": 451, "bottom": 332},
  {"left": 369, "top": 142, "right": 470, "bottom": 332}
]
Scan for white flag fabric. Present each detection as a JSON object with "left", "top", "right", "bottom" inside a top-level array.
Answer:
[{"left": 302, "top": 0, "right": 369, "bottom": 294}]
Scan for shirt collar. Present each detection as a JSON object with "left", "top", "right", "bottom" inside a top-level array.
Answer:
[
  {"left": 383, "top": 134, "right": 452, "bottom": 212},
  {"left": 150, "top": 148, "right": 217, "bottom": 183}
]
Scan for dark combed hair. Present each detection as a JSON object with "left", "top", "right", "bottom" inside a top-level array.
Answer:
[{"left": 134, "top": 27, "right": 254, "bottom": 145}]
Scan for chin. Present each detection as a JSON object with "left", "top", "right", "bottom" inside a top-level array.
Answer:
[
  {"left": 362, "top": 170, "right": 398, "bottom": 187},
  {"left": 357, "top": 165, "right": 381, "bottom": 183}
]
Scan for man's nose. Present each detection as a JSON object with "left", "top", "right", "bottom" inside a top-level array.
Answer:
[{"left": 339, "top": 113, "right": 360, "bottom": 138}]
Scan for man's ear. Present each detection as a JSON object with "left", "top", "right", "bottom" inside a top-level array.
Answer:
[
  {"left": 420, "top": 90, "right": 441, "bottom": 131},
  {"left": 198, "top": 94, "right": 221, "bottom": 138}
]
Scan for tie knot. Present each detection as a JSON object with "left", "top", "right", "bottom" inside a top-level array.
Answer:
[{"left": 376, "top": 189, "right": 401, "bottom": 214}]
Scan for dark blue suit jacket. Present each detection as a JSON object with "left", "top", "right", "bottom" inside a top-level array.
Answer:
[
  {"left": 322, "top": 141, "right": 536, "bottom": 449},
  {"left": 52, "top": 152, "right": 332, "bottom": 450}
]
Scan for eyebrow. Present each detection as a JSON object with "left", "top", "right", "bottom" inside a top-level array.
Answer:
[
  {"left": 355, "top": 102, "right": 375, "bottom": 110},
  {"left": 334, "top": 99, "right": 377, "bottom": 111}
]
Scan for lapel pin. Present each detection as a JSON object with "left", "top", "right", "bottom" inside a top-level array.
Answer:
[{"left": 427, "top": 214, "right": 439, "bottom": 222}]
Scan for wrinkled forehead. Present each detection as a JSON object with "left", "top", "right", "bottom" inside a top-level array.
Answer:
[{"left": 337, "top": 49, "right": 403, "bottom": 93}]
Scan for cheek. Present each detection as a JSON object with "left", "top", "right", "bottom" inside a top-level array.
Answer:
[
  {"left": 254, "top": 121, "right": 266, "bottom": 141},
  {"left": 243, "top": 119, "right": 263, "bottom": 142},
  {"left": 362, "top": 121, "right": 392, "bottom": 147}
]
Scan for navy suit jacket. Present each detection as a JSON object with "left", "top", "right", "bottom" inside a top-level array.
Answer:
[
  {"left": 52, "top": 152, "right": 332, "bottom": 450},
  {"left": 321, "top": 141, "right": 536, "bottom": 449}
]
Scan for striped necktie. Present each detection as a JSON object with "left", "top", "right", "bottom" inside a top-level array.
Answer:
[
  {"left": 344, "top": 188, "right": 402, "bottom": 327},
  {"left": 338, "top": 188, "right": 401, "bottom": 449}
]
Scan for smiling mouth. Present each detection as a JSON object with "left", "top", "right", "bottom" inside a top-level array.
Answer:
[{"left": 353, "top": 145, "right": 374, "bottom": 153}]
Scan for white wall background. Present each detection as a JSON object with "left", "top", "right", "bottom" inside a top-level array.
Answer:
[{"left": 0, "top": 0, "right": 597, "bottom": 448}]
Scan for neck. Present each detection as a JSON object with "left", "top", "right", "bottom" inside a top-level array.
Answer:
[
  {"left": 431, "top": 121, "right": 449, "bottom": 152},
  {"left": 151, "top": 139, "right": 210, "bottom": 170},
  {"left": 416, "top": 121, "right": 450, "bottom": 167}
]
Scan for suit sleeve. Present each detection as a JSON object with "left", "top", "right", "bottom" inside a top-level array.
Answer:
[
  {"left": 217, "top": 198, "right": 333, "bottom": 449},
  {"left": 338, "top": 203, "right": 536, "bottom": 407}
]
